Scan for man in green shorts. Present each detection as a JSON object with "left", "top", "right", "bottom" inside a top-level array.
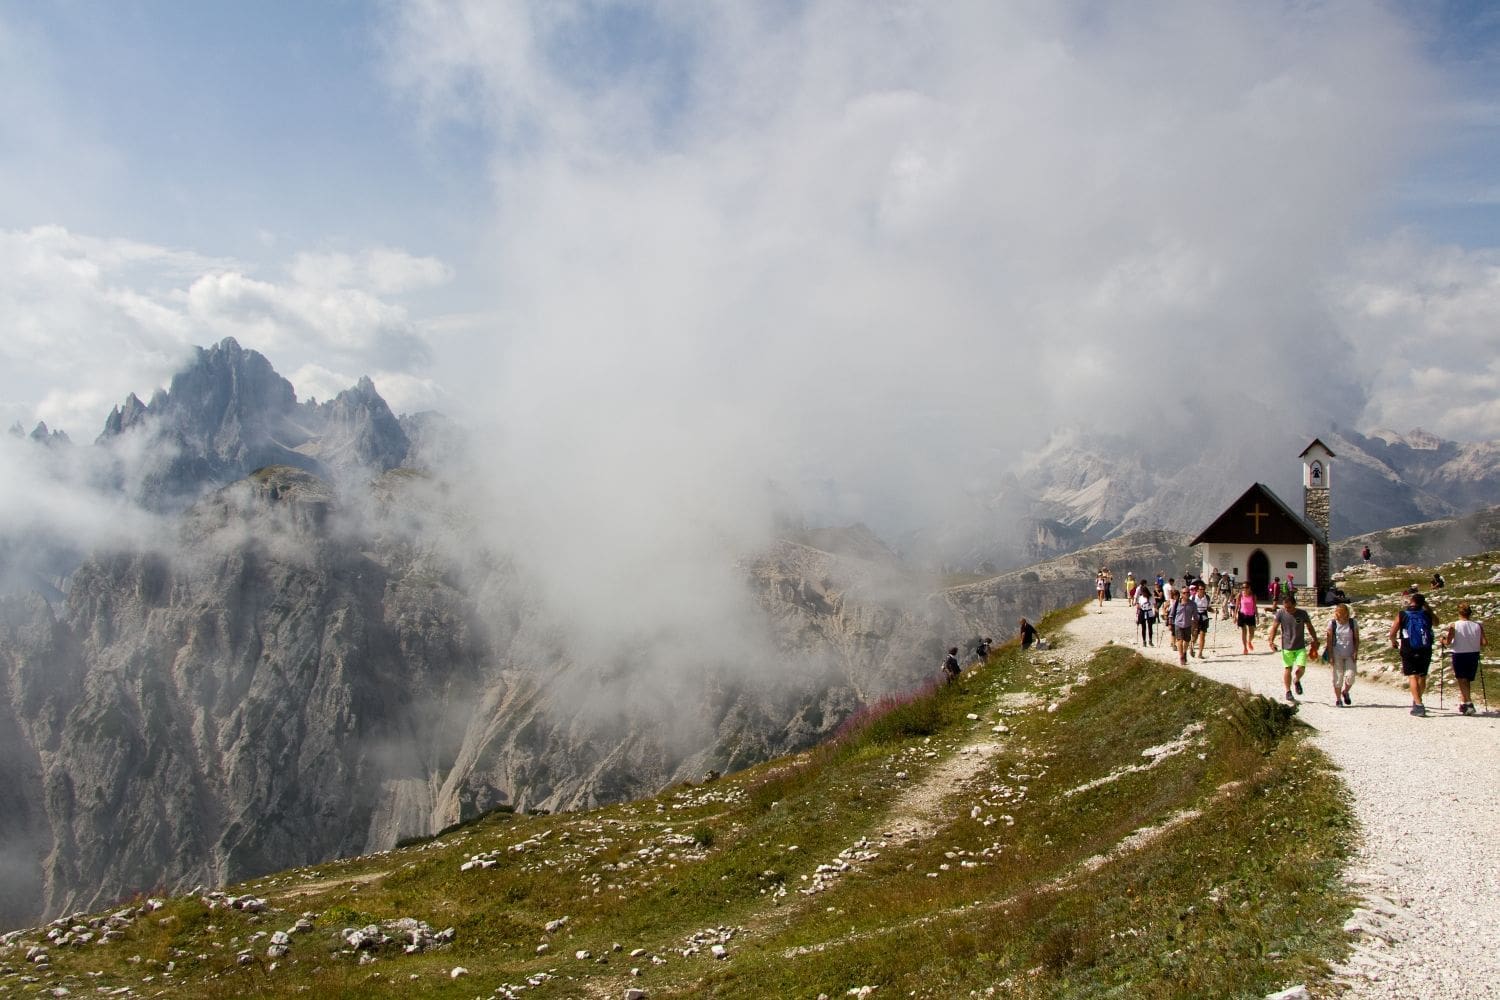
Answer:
[{"left": 1267, "top": 594, "right": 1318, "bottom": 703}]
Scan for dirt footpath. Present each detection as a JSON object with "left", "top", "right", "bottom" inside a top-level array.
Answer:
[{"left": 1063, "top": 600, "right": 1500, "bottom": 1000}]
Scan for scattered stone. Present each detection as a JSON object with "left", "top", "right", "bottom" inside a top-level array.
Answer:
[
  {"left": 449, "top": 966, "right": 468, "bottom": 979},
  {"left": 1264, "top": 987, "right": 1309, "bottom": 1000}
]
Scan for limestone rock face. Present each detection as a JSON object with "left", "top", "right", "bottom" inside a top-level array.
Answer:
[{"left": 0, "top": 469, "right": 989, "bottom": 930}]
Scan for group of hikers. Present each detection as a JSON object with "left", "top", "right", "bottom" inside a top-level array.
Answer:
[
  {"left": 1112, "top": 566, "right": 1488, "bottom": 717},
  {"left": 940, "top": 618, "right": 1041, "bottom": 683}
]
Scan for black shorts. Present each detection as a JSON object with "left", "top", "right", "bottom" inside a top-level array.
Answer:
[
  {"left": 1237, "top": 612, "right": 1256, "bottom": 627},
  {"left": 1173, "top": 626, "right": 1194, "bottom": 641},
  {"left": 1452, "top": 651, "right": 1479, "bottom": 682},
  {"left": 1400, "top": 646, "right": 1433, "bottom": 677}
]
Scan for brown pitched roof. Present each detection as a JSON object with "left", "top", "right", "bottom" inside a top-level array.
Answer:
[{"left": 1190, "top": 483, "right": 1325, "bottom": 546}]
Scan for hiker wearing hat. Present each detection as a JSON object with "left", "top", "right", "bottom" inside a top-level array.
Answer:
[{"left": 1267, "top": 593, "right": 1318, "bottom": 702}]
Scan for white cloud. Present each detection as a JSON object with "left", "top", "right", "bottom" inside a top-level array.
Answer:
[
  {"left": 0, "top": 226, "right": 452, "bottom": 438},
  {"left": 287, "top": 363, "right": 446, "bottom": 414},
  {"left": 290, "top": 247, "right": 452, "bottom": 295},
  {"left": 1330, "top": 234, "right": 1500, "bottom": 438}
]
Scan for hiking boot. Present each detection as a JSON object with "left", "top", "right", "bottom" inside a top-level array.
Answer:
[
  {"left": 1285, "top": 690, "right": 1295, "bottom": 703},
  {"left": 1410, "top": 704, "right": 1425, "bottom": 716},
  {"left": 1342, "top": 691, "right": 1352, "bottom": 706},
  {"left": 1462, "top": 702, "right": 1476, "bottom": 716},
  {"left": 1294, "top": 680, "right": 1303, "bottom": 695}
]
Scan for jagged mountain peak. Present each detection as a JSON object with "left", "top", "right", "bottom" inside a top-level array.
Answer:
[{"left": 92, "top": 342, "right": 410, "bottom": 505}]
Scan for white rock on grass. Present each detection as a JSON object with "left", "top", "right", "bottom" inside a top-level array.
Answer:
[{"left": 1264, "top": 987, "right": 1309, "bottom": 1000}]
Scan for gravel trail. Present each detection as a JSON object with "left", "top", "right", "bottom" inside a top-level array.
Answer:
[{"left": 1063, "top": 600, "right": 1500, "bottom": 1000}]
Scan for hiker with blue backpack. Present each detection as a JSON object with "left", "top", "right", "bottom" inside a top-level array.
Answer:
[{"left": 1388, "top": 590, "right": 1440, "bottom": 716}]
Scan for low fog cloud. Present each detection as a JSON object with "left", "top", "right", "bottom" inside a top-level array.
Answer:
[{"left": 379, "top": 0, "right": 1437, "bottom": 652}]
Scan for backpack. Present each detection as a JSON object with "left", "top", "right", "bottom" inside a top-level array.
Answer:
[{"left": 1403, "top": 609, "right": 1432, "bottom": 649}]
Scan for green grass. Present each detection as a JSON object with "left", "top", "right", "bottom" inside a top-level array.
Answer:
[{"left": 4, "top": 604, "right": 1357, "bottom": 1000}]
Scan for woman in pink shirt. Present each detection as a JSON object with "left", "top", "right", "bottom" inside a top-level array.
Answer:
[{"left": 1237, "top": 582, "right": 1259, "bottom": 654}]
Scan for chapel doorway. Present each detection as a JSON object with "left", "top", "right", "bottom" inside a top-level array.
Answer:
[{"left": 1247, "top": 549, "right": 1271, "bottom": 601}]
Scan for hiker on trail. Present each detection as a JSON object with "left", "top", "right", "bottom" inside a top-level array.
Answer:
[
  {"left": 1169, "top": 590, "right": 1197, "bottom": 665},
  {"left": 1162, "top": 577, "right": 1176, "bottom": 606},
  {"left": 1192, "top": 582, "right": 1213, "bottom": 659},
  {"left": 1135, "top": 584, "right": 1157, "bottom": 647},
  {"left": 974, "top": 637, "right": 993, "bottom": 664},
  {"left": 1286, "top": 572, "right": 1296, "bottom": 599},
  {"left": 1432, "top": 572, "right": 1445, "bottom": 590},
  {"left": 1102, "top": 568, "right": 1113, "bottom": 602},
  {"left": 1324, "top": 602, "right": 1360, "bottom": 707},
  {"left": 1267, "top": 594, "right": 1318, "bottom": 703},
  {"left": 1125, "top": 571, "right": 1136, "bottom": 601},
  {"left": 1270, "top": 577, "right": 1281, "bottom": 605},
  {"left": 1216, "top": 572, "right": 1234, "bottom": 619},
  {"left": 1095, "top": 570, "right": 1107, "bottom": 608},
  {"left": 1237, "top": 582, "right": 1259, "bottom": 654},
  {"left": 1388, "top": 591, "right": 1439, "bottom": 716},
  {"left": 1361, "top": 544, "right": 1371, "bottom": 564},
  {"left": 1019, "top": 618, "right": 1038, "bottom": 650},
  {"left": 942, "top": 646, "right": 961, "bottom": 684},
  {"left": 1442, "top": 603, "right": 1486, "bottom": 716}
]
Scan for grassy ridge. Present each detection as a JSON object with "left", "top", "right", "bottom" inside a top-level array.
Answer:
[{"left": 3, "top": 604, "right": 1355, "bottom": 999}]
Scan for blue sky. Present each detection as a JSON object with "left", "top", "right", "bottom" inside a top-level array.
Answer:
[{"left": 3, "top": 0, "right": 1500, "bottom": 467}]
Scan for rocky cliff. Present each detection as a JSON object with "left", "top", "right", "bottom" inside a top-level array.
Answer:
[{"left": 0, "top": 466, "right": 1008, "bottom": 929}]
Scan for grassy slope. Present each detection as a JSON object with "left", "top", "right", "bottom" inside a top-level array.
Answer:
[{"left": 2, "top": 604, "right": 1357, "bottom": 1000}]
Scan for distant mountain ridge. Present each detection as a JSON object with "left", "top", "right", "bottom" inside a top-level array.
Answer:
[{"left": 942, "top": 425, "right": 1500, "bottom": 572}]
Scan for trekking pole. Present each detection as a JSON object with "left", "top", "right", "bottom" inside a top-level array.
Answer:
[
  {"left": 1439, "top": 648, "right": 1448, "bottom": 710},
  {"left": 1480, "top": 659, "right": 1489, "bottom": 712}
]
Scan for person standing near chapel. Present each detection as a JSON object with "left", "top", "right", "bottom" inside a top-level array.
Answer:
[
  {"left": 1388, "top": 591, "right": 1439, "bottom": 716},
  {"left": 1442, "top": 603, "right": 1485, "bottom": 716},
  {"left": 1267, "top": 594, "right": 1318, "bottom": 702}
]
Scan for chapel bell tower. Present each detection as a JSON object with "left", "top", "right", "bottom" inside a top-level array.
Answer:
[{"left": 1301, "top": 438, "right": 1335, "bottom": 600}]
